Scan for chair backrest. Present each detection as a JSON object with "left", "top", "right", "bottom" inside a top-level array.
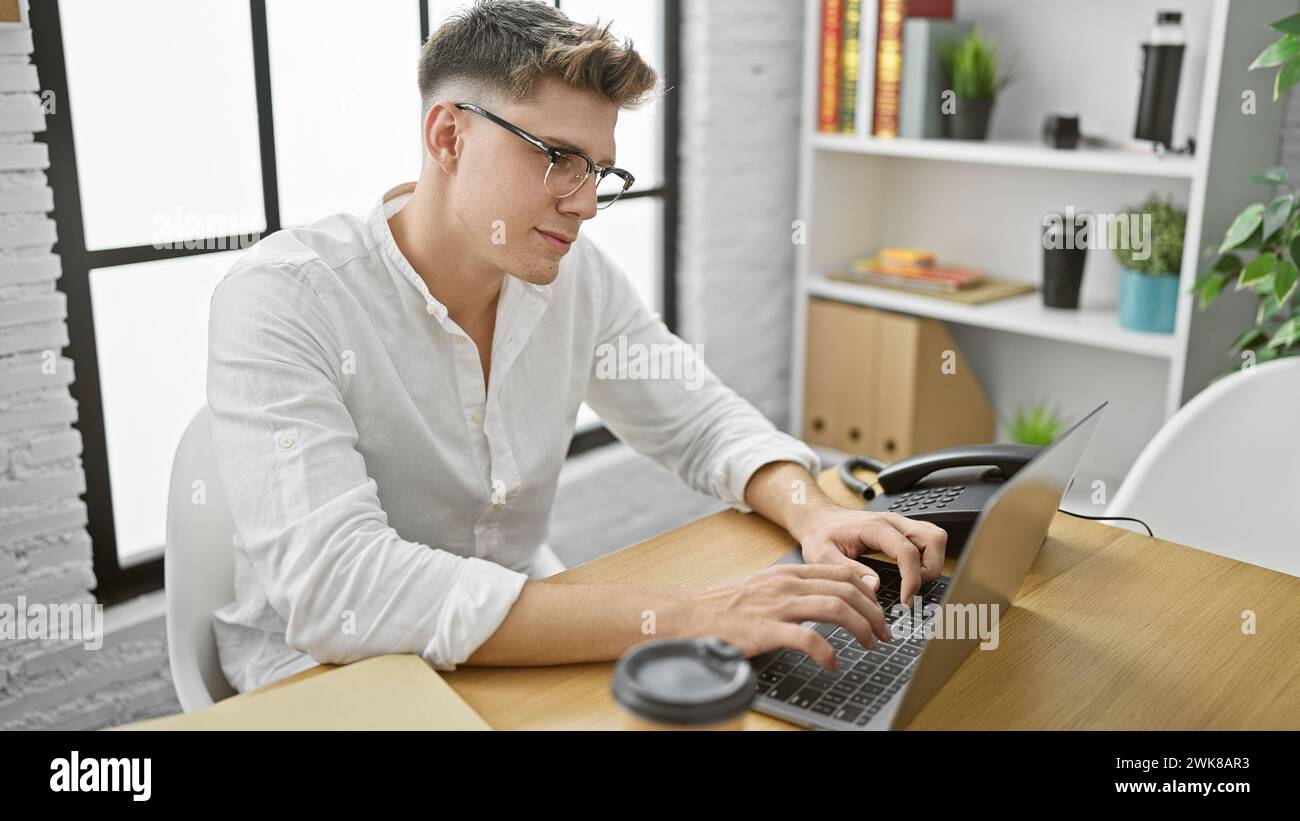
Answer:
[
  {"left": 1107, "top": 358, "right": 1300, "bottom": 578},
  {"left": 164, "top": 406, "right": 238, "bottom": 710}
]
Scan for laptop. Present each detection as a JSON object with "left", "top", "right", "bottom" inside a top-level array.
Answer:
[{"left": 750, "top": 402, "right": 1108, "bottom": 730}]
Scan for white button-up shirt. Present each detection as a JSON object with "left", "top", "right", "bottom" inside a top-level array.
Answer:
[{"left": 207, "top": 183, "right": 819, "bottom": 693}]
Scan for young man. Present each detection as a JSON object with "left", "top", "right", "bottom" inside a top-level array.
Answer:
[{"left": 207, "top": 0, "right": 945, "bottom": 693}]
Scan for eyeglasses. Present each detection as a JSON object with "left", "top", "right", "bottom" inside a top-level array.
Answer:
[{"left": 454, "top": 102, "right": 634, "bottom": 211}]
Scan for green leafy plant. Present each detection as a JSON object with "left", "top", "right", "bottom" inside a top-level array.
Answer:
[
  {"left": 1004, "top": 402, "right": 1069, "bottom": 446},
  {"left": 1189, "top": 13, "right": 1300, "bottom": 368},
  {"left": 1192, "top": 163, "right": 1300, "bottom": 365},
  {"left": 1249, "top": 12, "right": 1300, "bottom": 100},
  {"left": 1112, "top": 194, "right": 1186, "bottom": 276},
  {"left": 941, "top": 30, "right": 1012, "bottom": 100}
]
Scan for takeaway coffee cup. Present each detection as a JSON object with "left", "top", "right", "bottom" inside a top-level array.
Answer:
[{"left": 611, "top": 637, "right": 756, "bottom": 730}]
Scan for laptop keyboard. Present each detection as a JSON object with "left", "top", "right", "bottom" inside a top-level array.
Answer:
[{"left": 753, "top": 557, "right": 950, "bottom": 728}]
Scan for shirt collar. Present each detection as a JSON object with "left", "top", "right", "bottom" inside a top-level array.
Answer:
[
  {"left": 371, "top": 182, "right": 452, "bottom": 322},
  {"left": 369, "top": 183, "right": 554, "bottom": 358}
]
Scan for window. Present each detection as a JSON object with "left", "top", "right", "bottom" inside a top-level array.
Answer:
[
  {"left": 33, "top": 0, "right": 680, "bottom": 603},
  {"left": 266, "top": 0, "right": 424, "bottom": 226}
]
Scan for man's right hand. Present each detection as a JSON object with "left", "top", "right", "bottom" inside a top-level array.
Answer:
[{"left": 669, "top": 563, "right": 892, "bottom": 671}]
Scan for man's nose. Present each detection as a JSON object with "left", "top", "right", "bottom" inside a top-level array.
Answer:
[{"left": 557, "top": 175, "right": 599, "bottom": 220}]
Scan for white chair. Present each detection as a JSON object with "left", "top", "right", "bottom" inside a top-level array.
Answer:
[
  {"left": 1107, "top": 357, "right": 1300, "bottom": 578},
  {"left": 164, "top": 406, "right": 238, "bottom": 710}
]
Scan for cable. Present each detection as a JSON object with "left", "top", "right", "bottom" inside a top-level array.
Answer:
[
  {"left": 838, "top": 455, "right": 890, "bottom": 501},
  {"left": 1057, "top": 508, "right": 1154, "bottom": 538}
]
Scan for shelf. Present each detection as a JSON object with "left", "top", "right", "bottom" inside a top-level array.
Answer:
[
  {"left": 806, "top": 274, "right": 1176, "bottom": 360},
  {"left": 812, "top": 134, "right": 1199, "bottom": 180}
]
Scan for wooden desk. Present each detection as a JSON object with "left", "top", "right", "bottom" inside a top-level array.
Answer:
[{"left": 244, "top": 468, "right": 1300, "bottom": 730}]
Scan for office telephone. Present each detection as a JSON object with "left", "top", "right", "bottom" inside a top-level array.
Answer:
[{"left": 839, "top": 443, "right": 1042, "bottom": 553}]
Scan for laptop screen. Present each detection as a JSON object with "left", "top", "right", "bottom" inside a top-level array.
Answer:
[{"left": 887, "top": 402, "right": 1108, "bottom": 729}]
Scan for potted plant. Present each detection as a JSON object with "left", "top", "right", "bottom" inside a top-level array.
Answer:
[
  {"left": 1114, "top": 194, "right": 1185, "bottom": 334},
  {"left": 1190, "top": 13, "right": 1300, "bottom": 370},
  {"left": 940, "top": 29, "right": 1012, "bottom": 141},
  {"left": 1004, "top": 401, "right": 1068, "bottom": 446}
]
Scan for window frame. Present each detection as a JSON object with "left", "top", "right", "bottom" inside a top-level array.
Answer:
[{"left": 31, "top": 0, "right": 681, "bottom": 604}]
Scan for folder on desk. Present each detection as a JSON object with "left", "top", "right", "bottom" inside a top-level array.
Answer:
[{"left": 121, "top": 655, "right": 491, "bottom": 731}]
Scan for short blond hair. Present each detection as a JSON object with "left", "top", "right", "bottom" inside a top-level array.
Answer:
[{"left": 418, "top": 0, "right": 660, "bottom": 114}]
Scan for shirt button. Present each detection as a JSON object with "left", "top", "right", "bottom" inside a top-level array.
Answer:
[
  {"left": 471, "top": 410, "right": 485, "bottom": 425},
  {"left": 425, "top": 303, "right": 437, "bottom": 316},
  {"left": 278, "top": 434, "right": 296, "bottom": 449}
]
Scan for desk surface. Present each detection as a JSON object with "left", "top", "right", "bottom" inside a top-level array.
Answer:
[{"left": 238, "top": 468, "right": 1300, "bottom": 730}]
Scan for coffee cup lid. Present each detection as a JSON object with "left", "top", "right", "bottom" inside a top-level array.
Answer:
[{"left": 611, "top": 637, "right": 756, "bottom": 726}]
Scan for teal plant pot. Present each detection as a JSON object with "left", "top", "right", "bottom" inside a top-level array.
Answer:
[{"left": 1119, "top": 268, "right": 1178, "bottom": 333}]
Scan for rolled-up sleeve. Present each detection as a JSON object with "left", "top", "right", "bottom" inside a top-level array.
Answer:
[
  {"left": 582, "top": 243, "right": 820, "bottom": 513},
  {"left": 206, "top": 260, "right": 527, "bottom": 671}
]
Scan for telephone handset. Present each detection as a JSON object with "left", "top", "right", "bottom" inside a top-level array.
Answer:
[{"left": 839, "top": 443, "right": 1042, "bottom": 553}]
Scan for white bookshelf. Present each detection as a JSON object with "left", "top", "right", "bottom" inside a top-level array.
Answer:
[
  {"left": 807, "top": 276, "right": 1177, "bottom": 359},
  {"left": 812, "top": 133, "right": 1201, "bottom": 179},
  {"left": 791, "top": 0, "right": 1292, "bottom": 490}
]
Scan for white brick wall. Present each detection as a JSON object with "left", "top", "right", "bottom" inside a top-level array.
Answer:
[
  {"left": 0, "top": 13, "right": 178, "bottom": 731},
  {"left": 678, "top": 0, "right": 805, "bottom": 427}
]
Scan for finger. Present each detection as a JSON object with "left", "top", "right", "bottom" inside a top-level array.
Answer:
[
  {"left": 783, "top": 594, "right": 878, "bottom": 652},
  {"left": 768, "top": 622, "right": 837, "bottom": 670},
  {"left": 882, "top": 513, "right": 949, "bottom": 578},
  {"left": 782, "top": 557, "right": 881, "bottom": 603},
  {"left": 798, "top": 543, "right": 881, "bottom": 590},
  {"left": 863, "top": 519, "right": 924, "bottom": 604},
  {"left": 787, "top": 577, "right": 886, "bottom": 645}
]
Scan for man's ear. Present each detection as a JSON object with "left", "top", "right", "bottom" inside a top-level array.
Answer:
[{"left": 423, "top": 100, "right": 462, "bottom": 174}]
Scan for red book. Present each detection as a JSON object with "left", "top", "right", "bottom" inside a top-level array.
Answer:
[
  {"left": 853, "top": 258, "right": 986, "bottom": 288},
  {"left": 872, "top": 0, "right": 953, "bottom": 137},
  {"left": 819, "top": 0, "right": 845, "bottom": 133}
]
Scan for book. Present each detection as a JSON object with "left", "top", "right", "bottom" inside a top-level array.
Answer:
[
  {"left": 827, "top": 271, "right": 1039, "bottom": 304},
  {"left": 880, "top": 246, "right": 936, "bottom": 267},
  {"left": 899, "top": 19, "right": 971, "bottom": 139},
  {"left": 852, "top": 257, "right": 987, "bottom": 288},
  {"left": 856, "top": 0, "right": 878, "bottom": 135},
  {"left": 839, "top": 0, "right": 862, "bottom": 133},
  {"left": 818, "top": 0, "right": 845, "bottom": 133},
  {"left": 872, "top": 0, "right": 904, "bottom": 136},
  {"left": 834, "top": 268, "right": 964, "bottom": 293},
  {"left": 871, "top": 0, "right": 954, "bottom": 137}
]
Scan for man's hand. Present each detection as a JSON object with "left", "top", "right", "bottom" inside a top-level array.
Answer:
[
  {"left": 667, "top": 563, "right": 892, "bottom": 669},
  {"left": 743, "top": 461, "right": 948, "bottom": 604},
  {"left": 793, "top": 502, "right": 947, "bottom": 604}
]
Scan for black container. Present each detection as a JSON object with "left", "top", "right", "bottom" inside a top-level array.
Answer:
[
  {"left": 1043, "top": 114, "right": 1081, "bottom": 149},
  {"left": 611, "top": 637, "right": 756, "bottom": 729},
  {"left": 948, "top": 97, "right": 994, "bottom": 141},
  {"left": 1042, "top": 213, "right": 1089, "bottom": 309},
  {"left": 1135, "top": 44, "right": 1184, "bottom": 146},
  {"left": 1135, "top": 11, "right": 1185, "bottom": 148}
]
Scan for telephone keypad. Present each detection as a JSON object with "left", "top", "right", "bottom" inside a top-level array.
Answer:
[{"left": 887, "top": 485, "right": 965, "bottom": 513}]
